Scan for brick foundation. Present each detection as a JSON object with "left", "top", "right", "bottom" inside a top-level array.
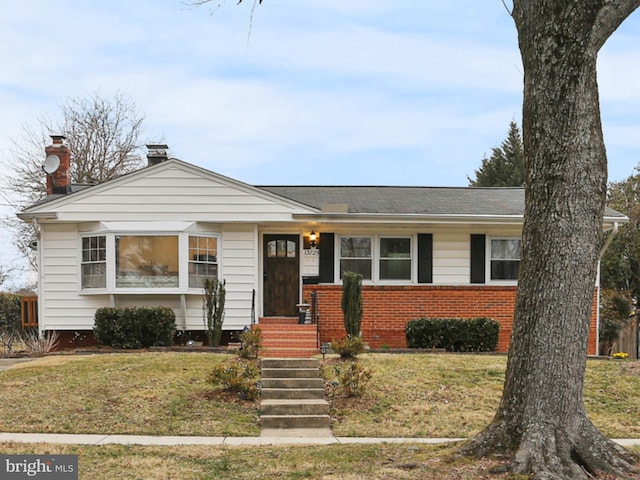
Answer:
[{"left": 304, "top": 285, "right": 599, "bottom": 355}]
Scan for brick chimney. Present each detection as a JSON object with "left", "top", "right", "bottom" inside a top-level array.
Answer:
[
  {"left": 44, "top": 135, "right": 71, "bottom": 195},
  {"left": 146, "top": 144, "right": 169, "bottom": 166}
]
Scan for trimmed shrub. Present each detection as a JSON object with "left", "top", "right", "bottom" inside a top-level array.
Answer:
[
  {"left": 405, "top": 317, "right": 500, "bottom": 352},
  {"left": 94, "top": 306, "right": 175, "bottom": 349}
]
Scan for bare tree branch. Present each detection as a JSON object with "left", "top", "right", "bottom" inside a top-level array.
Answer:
[{"left": 1, "top": 91, "right": 146, "bottom": 270}]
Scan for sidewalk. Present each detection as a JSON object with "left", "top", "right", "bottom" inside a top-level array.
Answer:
[{"left": 1, "top": 432, "right": 639, "bottom": 447}]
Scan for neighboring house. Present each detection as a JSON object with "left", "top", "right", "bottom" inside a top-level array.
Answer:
[{"left": 19, "top": 137, "right": 627, "bottom": 355}]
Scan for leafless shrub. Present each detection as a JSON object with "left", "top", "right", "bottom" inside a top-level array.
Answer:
[{"left": 20, "top": 330, "right": 59, "bottom": 355}]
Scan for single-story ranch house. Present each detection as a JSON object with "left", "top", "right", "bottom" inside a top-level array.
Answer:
[{"left": 18, "top": 137, "right": 627, "bottom": 356}]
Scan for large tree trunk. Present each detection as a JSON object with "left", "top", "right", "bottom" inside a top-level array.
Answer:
[{"left": 460, "top": 2, "right": 640, "bottom": 479}]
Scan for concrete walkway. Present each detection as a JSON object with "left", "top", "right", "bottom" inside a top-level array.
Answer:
[
  {"left": 1, "top": 432, "right": 639, "bottom": 447},
  {"left": 0, "top": 358, "right": 35, "bottom": 371}
]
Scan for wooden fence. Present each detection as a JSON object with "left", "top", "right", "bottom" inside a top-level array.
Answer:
[{"left": 21, "top": 296, "right": 38, "bottom": 329}]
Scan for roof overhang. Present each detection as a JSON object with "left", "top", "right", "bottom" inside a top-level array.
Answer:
[
  {"left": 16, "top": 212, "right": 58, "bottom": 222},
  {"left": 292, "top": 212, "right": 525, "bottom": 225}
]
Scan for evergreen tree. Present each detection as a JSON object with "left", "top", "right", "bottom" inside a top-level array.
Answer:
[
  {"left": 468, "top": 121, "right": 525, "bottom": 187},
  {"left": 601, "top": 169, "right": 640, "bottom": 300}
]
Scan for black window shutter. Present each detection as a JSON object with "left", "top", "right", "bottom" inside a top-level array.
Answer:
[
  {"left": 470, "top": 234, "right": 486, "bottom": 284},
  {"left": 319, "top": 233, "right": 335, "bottom": 283},
  {"left": 417, "top": 234, "right": 433, "bottom": 284}
]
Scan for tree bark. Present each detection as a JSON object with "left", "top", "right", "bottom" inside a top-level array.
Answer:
[{"left": 460, "top": 1, "right": 640, "bottom": 479}]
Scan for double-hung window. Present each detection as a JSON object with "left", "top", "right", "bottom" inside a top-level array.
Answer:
[
  {"left": 189, "top": 236, "right": 218, "bottom": 288},
  {"left": 81, "top": 236, "right": 106, "bottom": 288},
  {"left": 339, "top": 235, "right": 413, "bottom": 282},
  {"left": 490, "top": 238, "right": 521, "bottom": 281},
  {"left": 379, "top": 237, "right": 411, "bottom": 280},
  {"left": 340, "top": 236, "right": 372, "bottom": 279}
]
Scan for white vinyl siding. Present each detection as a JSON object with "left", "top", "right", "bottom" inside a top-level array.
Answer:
[
  {"left": 44, "top": 164, "right": 311, "bottom": 223},
  {"left": 39, "top": 222, "right": 259, "bottom": 333},
  {"left": 432, "top": 232, "right": 470, "bottom": 284},
  {"left": 40, "top": 224, "right": 110, "bottom": 330}
]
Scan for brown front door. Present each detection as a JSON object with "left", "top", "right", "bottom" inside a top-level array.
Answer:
[{"left": 263, "top": 235, "right": 300, "bottom": 317}]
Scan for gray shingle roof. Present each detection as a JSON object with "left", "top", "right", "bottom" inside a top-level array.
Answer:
[
  {"left": 259, "top": 186, "right": 627, "bottom": 219},
  {"left": 259, "top": 186, "right": 524, "bottom": 216}
]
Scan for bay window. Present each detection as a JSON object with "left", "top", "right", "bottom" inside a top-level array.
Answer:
[
  {"left": 116, "top": 235, "right": 179, "bottom": 288},
  {"left": 490, "top": 238, "right": 521, "bottom": 281},
  {"left": 80, "top": 226, "right": 221, "bottom": 292}
]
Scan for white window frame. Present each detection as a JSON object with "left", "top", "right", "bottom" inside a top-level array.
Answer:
[
  {"left": 378, "top": 235, "right": 413, "bottom": 282},
  {"left": 338, "top": 235, "right": 373, "bottom": 281},
  {"left": 80, "top": 235, "right": 107, "bottom": 289},
  {"left": 487, "top": 237, "right": 521, "bottom": 284},
  {"left": 188, "top": 235, "right": 219, "bottom": 289},
  {"left": 79, "top": 230, "right": 221, "bottom": 294},
  {"left": 336, "top": 234, "right": 415, "bottom": 284}
]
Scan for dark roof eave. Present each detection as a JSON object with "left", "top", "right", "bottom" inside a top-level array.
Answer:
[
  {"left": 292, "top": 212, "right": 629, "bottom": 227},
  {"left": 292, "top": 212, "right": 525, "bottom": 224}
]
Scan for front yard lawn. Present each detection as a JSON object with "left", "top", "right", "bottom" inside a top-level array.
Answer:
[{"left": 0, "top": 352, "right": 639, "bottom": 439}]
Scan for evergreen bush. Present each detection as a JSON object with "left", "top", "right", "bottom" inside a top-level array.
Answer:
[
  {"left": 94, "top": 306, "right": 175, "bottom": 348},
  {"left": 341, "top": 271, "right": 363, "bottom": 337},
  {"left": 203, "top": 278, "right": 226, "bottom": 347},
  {"left": 405, "top": 317, "right": 500, "bottom": 352},
  {"left": 0, "top": 292, "right": 22, "bottom": 333}
]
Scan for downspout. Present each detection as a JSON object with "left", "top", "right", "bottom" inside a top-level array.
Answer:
[
  {"left": 32, "top": 218, "right": 44, "bottom": 337},
  {"left": 596, "top": 222, "right": 620, "bottom": 355}
]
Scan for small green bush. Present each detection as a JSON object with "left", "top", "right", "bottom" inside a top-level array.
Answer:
[
  {"left": 94, "top": 306, "right": 175, "bottom": 349},
  {"left": 323, "top": 360, "right": 372, "bottom": 398},
  {"left": 0, "top": 292, "right": 22, "bottom": 333},
  {"left": 207, "top": 358, "right": 260, "bottom": 400},
  {"left": 237, "top": 326, "right": 263, "bottom": 359},
  {"left": 405, "top": 317, "right": 500, "bottom": 352},
  {"left": 330, "top": 336, "right": 367, "bottom": 358}
]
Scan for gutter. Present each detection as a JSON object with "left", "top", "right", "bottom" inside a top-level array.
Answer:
[
  {"left": 596, "top": 221, "right": 620, "bottom": 357},
  {"left": 16, "top": 212, "right": 58, "bottom": 222},
  {"left": 599, "top": 221, "right": 620, "bottom": 257}
]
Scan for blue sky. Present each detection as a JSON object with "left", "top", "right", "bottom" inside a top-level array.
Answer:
[{"left": 1, "top": 0, "right": 639, "bottom": 286}]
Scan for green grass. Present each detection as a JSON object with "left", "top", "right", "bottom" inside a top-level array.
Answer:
[
  {"left": 2, "top": 352, "right": 640, "bottom": 479},
  {"left": 0, "top": 442, "right": 528, "bottom": 480},
  {"left": 1, "top": 352, "right": 640, "bottom": 439},
  {"left": 0, "top": 352, "right": 260, "bottom": 436}
]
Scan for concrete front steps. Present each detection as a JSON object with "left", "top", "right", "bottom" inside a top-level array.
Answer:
[
  {"left": 260, "top": 358, "right": 331, "bottom": 431},
  {"left": 259, "top": 317, "right": 319, "bottom": 358}
]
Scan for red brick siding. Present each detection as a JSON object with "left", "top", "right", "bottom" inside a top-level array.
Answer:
[{"left": 304, "top": 285, "right": 598, "bottom": 355}]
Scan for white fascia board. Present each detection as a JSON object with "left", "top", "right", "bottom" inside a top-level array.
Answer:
[
  {"left": 292, "top": 213, "right": 525, "bottom": 225},
  {"left": 98, "top": 221, "right": 195, "bottom": 232},
  {"left": 16, "top": 212, "right": 58, "bottom": 221}
]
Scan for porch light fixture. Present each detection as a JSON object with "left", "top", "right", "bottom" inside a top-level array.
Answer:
[{"left": 309, "top": 231, "right": 317, "bottom": 249}]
